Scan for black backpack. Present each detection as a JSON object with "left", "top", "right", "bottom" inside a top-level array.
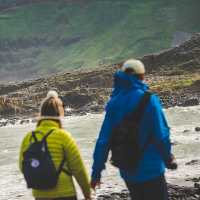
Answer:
[
  {"left": 22, "top": 129, "right": 69, "bottom": 190},
  {"left": 110, "top": 91, "right": 152, "bottom": 171}
]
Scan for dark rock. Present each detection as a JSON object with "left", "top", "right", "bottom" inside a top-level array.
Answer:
[
  {"left": 90, "top": 104, "right": 104, "bottom": 113},
  {"left": 31, "top": 118, "right": 37, "bottom": 123},
  {"left": 185, "top": 160, "right": 200, "bottom": 166},
  {"left": 181, "top": 98, "right": 199, "bottom": 107},
  {"left": 190, "top": 177, "right": 200, "bottom": 182},
  {"left": 171, "top": 141, "right": 179, "bottom": 146},
  {"left": 142, "top": 33, "right": 200, "bottom": 73},
  {"left": 95, "top": 184, "right": 200, "bottom": 199},
  {"left": 194, "top": 183, "right": 200, "bottom": 189},
  {"left": 20, "top": 119, "right": 29, "bottom": 124},
  {"left": 9, "top": 119, "right": 16, "bottom": 125},
  {"left": 62, "top": 91, "right": 97, "bottom": 109},
  {"left": 195, "top": 127, "right": 200, "bottom": 132}
]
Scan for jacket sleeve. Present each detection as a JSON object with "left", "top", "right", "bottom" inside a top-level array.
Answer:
[
  {"left": 19, "top": 133, "right": 31, "bottom": 172},
  {"left": 62, "top": 132, "right": 91, "bottom": 198},
  {"left": 149, "top": 94, "right": 172, "bottom": 164},
  {"left": 91, "top": 111, "right": 113, "bottom": 181},
  {"left": 19, "top": 139, "right": 25, "bottom": 172}
]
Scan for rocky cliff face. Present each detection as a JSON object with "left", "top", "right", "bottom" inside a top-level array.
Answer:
[
  {"left": 0, "top": 33, "right": 200, "bottom": 118},
  {"left": 142, "top": 33, "right": 200, "bottom": 74}
]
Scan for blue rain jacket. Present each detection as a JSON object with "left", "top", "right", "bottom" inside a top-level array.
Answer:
[{"left": 91, "top": 71, "right": 172, "bottom": 183}]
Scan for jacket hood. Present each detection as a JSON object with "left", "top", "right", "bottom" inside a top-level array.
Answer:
[
  {"left": 106, "top": 71, "right": 149, "bottom": 111},
  {"left": 112, "top": 71, "right": 148, "bottom": 94}
]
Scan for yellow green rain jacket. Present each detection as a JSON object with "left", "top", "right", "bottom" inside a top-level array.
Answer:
[{"left": 19, "top": 119, "right": 91, "bottom": 199}]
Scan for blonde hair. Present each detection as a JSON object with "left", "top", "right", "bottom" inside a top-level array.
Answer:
[{"left": 37, "top": 91, "right": 63, "bottom": 128}]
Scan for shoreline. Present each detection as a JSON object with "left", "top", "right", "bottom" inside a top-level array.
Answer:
[
  {"left": 0, "top": 73, "right": 200, "bottom": 124},
  {"left": 1, "top": 107, "right": 200, "bottom": 199},
  {"left": 0, "top": 104, "right": 199, "bottom": 128},
  {"left": 0, "top": 98, "right": 200, "bottom": 128},
  {"left": 93, "top": 184, "right": 200, "bottom": 200}
]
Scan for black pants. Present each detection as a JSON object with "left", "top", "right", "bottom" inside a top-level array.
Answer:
[{"left": 125, "top": 175, "right": 169, "bottom": 200}]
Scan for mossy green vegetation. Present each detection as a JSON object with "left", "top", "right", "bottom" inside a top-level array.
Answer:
[
  {"left": 0, "top": 0, "right": 200, "bottom": 80},
  {"left": 150, "top": 74, "right": 200, "bottom": 92}
]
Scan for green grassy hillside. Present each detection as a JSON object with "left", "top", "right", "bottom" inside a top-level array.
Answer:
[{"left": 0, "top": 0, "right": 199, "bottom": 81}]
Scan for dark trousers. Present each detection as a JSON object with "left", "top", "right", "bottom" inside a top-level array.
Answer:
[
  {"left": 125, "top": 175, "right": 169, "bottom": 200},
  {"left": 35, "top": 197, "right": 77, "bottom": 200}
]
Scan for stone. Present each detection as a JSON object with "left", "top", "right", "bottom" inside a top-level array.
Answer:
[
  {"left": 195, "top": 127, "right": 200, "bottom": 132},
  {"left": 182, "top": 98, "right": 199, "bottom": 107},
  {"left": 93, "top": 184, "right": 200, "bottom": 199},
  {"left": 185, "top": 160, "right": 200, "bottom": 166}
]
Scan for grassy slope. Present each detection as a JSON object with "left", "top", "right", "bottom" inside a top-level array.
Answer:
[{"left": 0, "top": 0, "right": 200, "bottom": 80}]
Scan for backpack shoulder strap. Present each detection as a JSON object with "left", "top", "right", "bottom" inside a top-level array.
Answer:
[
  {"left": 138, "top": 91, "right": 154, "bottom": 153},
  {"left": 41, "top": 129, "right": 55, "bottom": 142},
  {"left": 57, "top": 149, "right": 72, "bottom": 176},
  {"left": 30, "top": 130, "right": 46, "bottom": 143},
  {"left": 31, "top": 131, "right": 38, "bottom": 142},
  {"left": 129, "top": 91, "right": 152, "bottom": 122},
  {"left": 141, "top": 131, "right": 153, "bottom": 154}
]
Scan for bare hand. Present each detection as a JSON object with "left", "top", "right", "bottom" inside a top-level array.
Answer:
[
  {"left": 85, "top": 197, "right": 92, "bottom": 200},
  {"left": 91, "top": 179, "right": 101, "bottom": 190},
  {"left": 166, "top": 154, "right": 178, "bottom": 170}
]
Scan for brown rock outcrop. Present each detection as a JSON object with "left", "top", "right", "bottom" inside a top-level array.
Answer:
[{"left": 0, "top": 34, "right": 200, "bottom": 117}]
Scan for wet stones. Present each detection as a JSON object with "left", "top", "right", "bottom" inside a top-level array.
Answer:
[
  {"left": 94, "top": 184, "right": 200, "bottom": 200},
  {"left": 171, "top": 141, "right": 179, "bottom": 146},
  {"left": 194, "top": 183, "right": 200, "bottom": 189},
  {"left": 181, "top": 98, "right": 199, "bottom": 107},
  {"left": 195, "top": 127, "right": 200, "bottom": 132},
  {"left": 183, "top": 129, "right": 190, "bottom": 133},
  {"left": 185, "top": 160, "right": 200, "bottom": 166},
  {"left": 0, "top": 118, "right": 32, "bottom": 127},
  {"left": 0, "top": 121, "right": 8, "bottom": 127},
  {"left": 19, "top": 119, "right": 30, "bottom": 125},
  {"left": 61, "top": 91, "right": 97, "bottom": 109},
  {"left": 186, "top": 177, "right": 200, "bottom": 183}
]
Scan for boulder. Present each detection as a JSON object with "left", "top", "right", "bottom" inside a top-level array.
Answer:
[
  {"left": 185, "top": 160, "right": 200, "bottom": 166},
  {"left": 195, "top": 127, "right": 200, "bottom": 132},
  {"left": 181, "top": 98, "right": 199, "bottom": 107},
  {"left": 61, "top": 91, "right": 97, "bottom": 108}
]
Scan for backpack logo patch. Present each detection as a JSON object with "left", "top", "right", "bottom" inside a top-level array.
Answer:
[{"left": 31, "top": 159, "right": 40, "bottom": 168}]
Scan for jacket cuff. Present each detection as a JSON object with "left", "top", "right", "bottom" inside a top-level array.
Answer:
[
  {"left": 155, "top": 136, "right": 172, "bottom": 163},
  {"left": 91, "top": 171, "right": 101, "bottom": 181}
]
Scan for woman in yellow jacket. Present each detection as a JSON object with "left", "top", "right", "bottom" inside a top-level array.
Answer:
[{"left": 19, "top": 91, "right": 91, "bottom": 200}]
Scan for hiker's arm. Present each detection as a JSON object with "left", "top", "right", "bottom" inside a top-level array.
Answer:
[
  {"left": 19, "top": 134, "right": 30, "bottom": 172},
  {"left": 91, "top": 112, "right": 112, "bottom": 181},
  {"left": 150, "top": 95, "right": 173, "bottom": 165},
  {"left": 19, "top": 141, "right": 24, "bottom": 172},
  {"left": 63, "top": 132, "right": 91, "bottom": 199}
]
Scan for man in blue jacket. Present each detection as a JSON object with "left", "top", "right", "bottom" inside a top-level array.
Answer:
[{"left": 91, "top": 59, "right": 177, "bottom": 200}]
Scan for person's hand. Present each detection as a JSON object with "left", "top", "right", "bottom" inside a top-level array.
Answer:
[
  {"left": 84, "top": 196, "right": 92, "bottom": 200},
  {"left": 83, "top": 192, "right": 92, "bottom": 200},
  {"left": 167, "top": 159, "right": 178, "bottom": 170},
  {"left": 91, "top": 179, "right": 101, "bottom": 190},
  {"left": 166, "top": 154, "right": 178, "bottom": 170}
]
